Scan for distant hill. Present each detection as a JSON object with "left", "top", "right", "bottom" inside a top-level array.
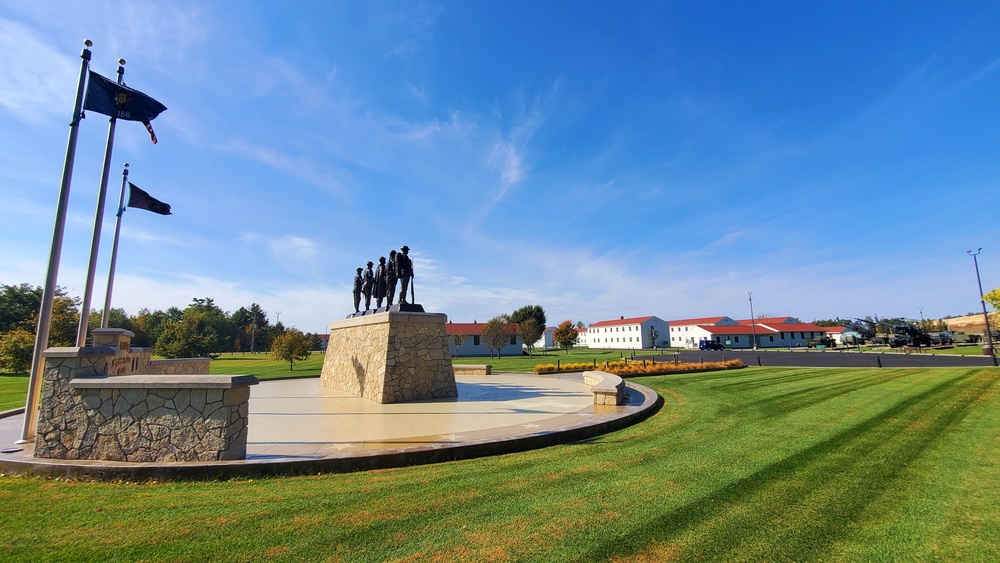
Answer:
[{"left": 945, "top": 313, "right": 998, "bottom": 332}]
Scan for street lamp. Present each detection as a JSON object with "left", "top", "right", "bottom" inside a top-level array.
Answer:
[
  {"left": 748, "top": 291, "right": 758, "bottom": 351},
  {"left": 967, "top": 249, "right": 997, "bottom": 367}
]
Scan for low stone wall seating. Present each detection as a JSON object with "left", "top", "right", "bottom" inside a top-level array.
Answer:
[
  {"left": 453, "top": 364, "right": 492, "bottom": 375},
  {"left": 582, "top": 370, "right": 626, "bottom": 405}
]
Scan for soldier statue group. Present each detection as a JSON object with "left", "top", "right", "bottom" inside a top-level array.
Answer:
[{"left": 353, "top": 245, "right": 414, "bottom": 314}]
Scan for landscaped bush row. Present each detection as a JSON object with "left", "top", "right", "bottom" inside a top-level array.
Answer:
[{"left": 535, "top": 358, "right": 745, "bottom": 375}]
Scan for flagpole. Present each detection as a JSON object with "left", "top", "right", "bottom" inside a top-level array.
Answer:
[
  {"left": 101, "top": 164, "right": 129, "bottom": 328},
  {"left": 76, "top": 59, "right": 125, "bottom": 345},
  {"left": 19, "top": 40, "right": 94, "bottom": 443}
]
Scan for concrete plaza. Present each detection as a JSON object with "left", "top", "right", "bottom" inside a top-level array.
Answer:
[{"left": 0, "top": 372, "right": 660, "bottom": 479}]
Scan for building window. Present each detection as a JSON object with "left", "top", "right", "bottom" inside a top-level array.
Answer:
[
  {"left": 735, "top": 336, "right": 740, "bottom": 342},
  {"left": 473, "top": 335, "right": 480, "bottom": 346},
  {"left": 769, "top": 336, "right": 774, "bottom": 342},
  {"left": 510, "top": 335, "right": 517, "bottom": 345}
]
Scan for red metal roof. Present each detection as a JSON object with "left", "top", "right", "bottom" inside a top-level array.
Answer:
[
  {"left": 758, "top": 323, "right": 827, "bottom": 333},
  {"left": 737, "top": 317, "right": 796, "bottom": 325},
  {"left": 590, "top": 316, "right": 656, "bottom": 328},
  {"left": 669, "top": 316, "right": 731, "bottom": 326},
  {"left": 701, "top": 325, "right": 755, "bottom": 335},
  {"left": 445, "top": 322, "right": 518, "bottom": 335}
]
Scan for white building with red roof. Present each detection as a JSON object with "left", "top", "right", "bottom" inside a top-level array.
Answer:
[
  {"left": 692, "top": 321, "right": 832, "bottom": 349},
  {"left": 587, "top": 315, "right": 669, "bottom": 349},
  {"left": 736, "top": 316, "right": 801, "bottom": 325},
  {"left": 666, "top": 316, "right": 739, "bottom": 348},
  {"left": 445, "top": 321, "right": 523, "bottom": 357}
]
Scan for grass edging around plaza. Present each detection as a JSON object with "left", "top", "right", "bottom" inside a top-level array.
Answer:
[{"left": 0, "top": 366, "right": 997, "bottom": 560}]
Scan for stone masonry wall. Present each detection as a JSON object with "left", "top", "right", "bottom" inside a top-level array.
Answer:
[
  {"left": 66, "top": 384, "right": 251, "bottom": 462},
  {"left": 148, "top": 358, "right": 213, "bottom": 375},
  {"left": 34, "top": 329, "right": 254, "bottom": 462},
  {"left": 33, "top": 348, "right": 115, "bottom": 459},
  {"left": 321, "top": 312, "right": 457, "bottom": 403}
]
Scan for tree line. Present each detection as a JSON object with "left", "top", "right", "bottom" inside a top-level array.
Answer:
[{"left": 0, "top": 283, "right": 322, "bottom": 373}]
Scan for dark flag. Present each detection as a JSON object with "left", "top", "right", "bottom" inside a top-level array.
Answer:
[
  {"left": 84, "top": 70, "right": 167, "bottom": 144},
  {"left": 127, "top": 183, "right": 172, "bottom": 215}
]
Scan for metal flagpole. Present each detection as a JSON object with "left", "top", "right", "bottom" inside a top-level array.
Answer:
[
  {"left": 19, "top": 40, "right": 94, "bottom": 443},
  {"left": 77, "top": 59, "right": 125, "bottom": 344},
  {"left": 101, "top": 164, "right": 129, "bottom": 328}
]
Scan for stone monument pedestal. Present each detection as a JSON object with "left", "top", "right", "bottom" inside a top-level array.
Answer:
[{"left": 321, "top": 311, "right": 457, "bottom": 403}]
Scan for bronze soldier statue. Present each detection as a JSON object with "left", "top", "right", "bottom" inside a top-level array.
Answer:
[
  {"left": 362, "top": 261, "right": 375, "bottom": 311},
  {"left": 352, "top": 267, "right": 363, "bottom": 313},
  {"left": 396, "top": 245, "right": 413, "bottom": 304},
  {"left": 385, "top": 249, "right": 398, "bottom": 307},
  {"left": 373, "top": 256, "right": 388, "bottom": 308}
]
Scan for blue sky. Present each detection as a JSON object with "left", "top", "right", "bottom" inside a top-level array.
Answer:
[{"left": 1, "top": 1, "right": 998, "bottom": 334}]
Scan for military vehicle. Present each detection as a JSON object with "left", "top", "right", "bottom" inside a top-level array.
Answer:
[{"left": 807, "top": 336, "right": 837, "bottom": 348}]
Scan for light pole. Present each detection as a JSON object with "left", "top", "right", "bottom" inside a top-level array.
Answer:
[
  {"left": 967, "top": 249, "right": 997, "bottom": 366},
  {"left": 748, "top": 291, "right": 758, "bottom": 351}
]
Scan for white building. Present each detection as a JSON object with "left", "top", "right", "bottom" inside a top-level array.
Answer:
[
  {"left": 697, "top": 322, "right": 831, "bottom": 349},
  {"left": 531, "top": 326, "right": 556, "bottom": 350},
  {"left": 667, "top": 316, "right": 739, "bottom": 349},
  {"left": 446, "top": 321, "right": 523, "bottom": 357},
  {"left": 576, "top": 326, "right": 588, "bottom": 346},
  {"left": 587, "top": 316, "right": 669, "bottom": 349}
]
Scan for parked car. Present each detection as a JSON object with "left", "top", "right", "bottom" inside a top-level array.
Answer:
[{"left": 699, "top": 340, "right": 725, "bottom": 351}]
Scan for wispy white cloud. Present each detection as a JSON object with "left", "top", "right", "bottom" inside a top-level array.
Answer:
[
  {"left": 216, "top": 139, "right": 353, "bottom": 200},
  {"left": 269, "top": 235, "right": 319, "bottom": 269},
  {"left": 0, "top": 16, "right": 78, "bottom": 123}
]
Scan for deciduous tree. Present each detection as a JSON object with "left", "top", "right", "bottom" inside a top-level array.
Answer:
[
  {"left": 0, "top": 327, "right": 34, "bottom": 373},
  {"left": 985, "top": 287, "right": 1000, "bottom": 311},
  {"left": 481, "top": 314, "right": 515, "bottom": 358},
  {"left": 155, "top": 310, "right": 219, "bottom": 359},
  {"left": 518, "top": 318, "right": 544, "bottom": 357},
  {"left": 553, "top": 320, "right": 578, "bottom": 353},
  {"left": 451, "top": 333, "right": 469, "bottom": 354},
  {"left": 271, "top": 329, "right": 312, "bottom": 370},
  {"left": 510, "top": 305, "right": 546, "bottom": 333}
]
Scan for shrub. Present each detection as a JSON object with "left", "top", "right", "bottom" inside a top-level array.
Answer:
[{"left": 535, "top": 358, "right": 745, "bottom": 375}]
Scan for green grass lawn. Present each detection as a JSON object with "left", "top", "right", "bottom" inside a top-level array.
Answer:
[
  {"left": 923, "top": 344, "right": 989, "bottom": 356},
  {"left": 0, "top": 366, "right": 997, "bottom": 561},
  {"left": 453, "top": 346, "right": 677, "bottom": 372},
  {"left": 210, "top": 351, "right": 325, "bottom": 379},
  {"left": 0, "top": 373, "right": 28, "bottom": 411}
]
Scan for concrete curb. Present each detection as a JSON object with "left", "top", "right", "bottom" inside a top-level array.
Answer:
[{"left": 0, "top": 380, "right": 662, "bottom": 481}]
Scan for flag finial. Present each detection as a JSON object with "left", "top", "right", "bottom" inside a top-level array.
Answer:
[{"left": 84, "top": 39, "right": 93, "bottom": 47}]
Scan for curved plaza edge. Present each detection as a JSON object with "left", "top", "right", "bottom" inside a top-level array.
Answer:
[{"left": 0, "top": 373, "right": 662, "bottom": 481}]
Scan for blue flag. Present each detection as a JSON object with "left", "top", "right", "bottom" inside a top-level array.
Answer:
[
  {"left": 84, "top": 71, "right": 167, "bottom": 143},
  {"left": 127, "top": 183, "right": 171, "bottom": 215}
]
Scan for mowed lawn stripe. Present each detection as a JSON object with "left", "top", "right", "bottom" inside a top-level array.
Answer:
[{"left": 0, "top": 367, "right": 996, "bottom": 561}]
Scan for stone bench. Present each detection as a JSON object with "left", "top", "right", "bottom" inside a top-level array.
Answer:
[
  {"left": 60, "top": 374, "right": 258, "bottom": 462},
  {"left": 453, "top": 364, "right": 492, "bottom": 375},
  {"left": 583, "top": 370, "right": 626, "bottom": 405}
]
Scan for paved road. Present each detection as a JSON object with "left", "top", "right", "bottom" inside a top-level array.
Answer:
[{"left": 649, "top": 349, "right": 998, "bottom": 368}]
